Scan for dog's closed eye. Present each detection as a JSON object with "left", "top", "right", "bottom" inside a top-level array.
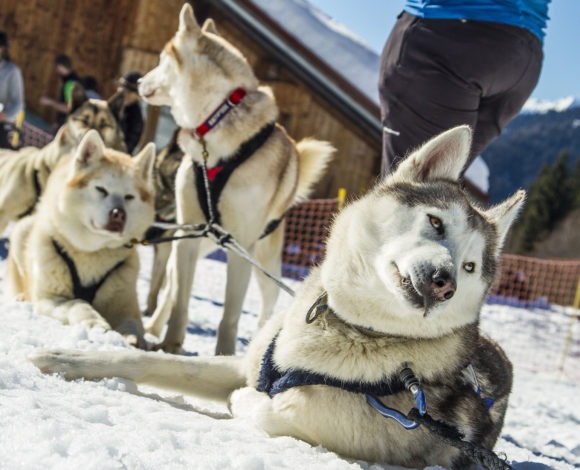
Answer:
[{"left": 96, "top": 186, "right": 108, "bottom": 197}]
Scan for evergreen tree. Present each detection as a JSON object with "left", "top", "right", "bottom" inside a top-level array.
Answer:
[{"left": 515, "top": 151, "right": 573, "bottom": 253}]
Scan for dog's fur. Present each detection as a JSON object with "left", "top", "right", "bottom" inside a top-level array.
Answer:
[
  {"left": 30, "top": 126, "right": 524, "bottom": 468},
  {"left": 7, "top": 130, "right": 155, "bottom": 347},
  {"left": 0, "top": 84, "right": 126, "bottom": 235},
  {"left": 140, "top": 5, "right": 334, "bottom": 354}
]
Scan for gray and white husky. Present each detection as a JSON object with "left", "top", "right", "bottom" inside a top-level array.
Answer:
[{"left": 30, "top": 126, "right": 523, "bottom": 468}]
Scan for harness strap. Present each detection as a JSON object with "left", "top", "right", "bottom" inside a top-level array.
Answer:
[
  {"left": 193, "top": 122, "right": 276, "bottom": 226},
  {"left": 52, "top": 239, "right": 125, "bottom": 304},
  {"left": 17, "top": 170, "right": 42, "bottom": 219},
  {"left": 257, "top": 335, "right": 407, "bottom": 398}
]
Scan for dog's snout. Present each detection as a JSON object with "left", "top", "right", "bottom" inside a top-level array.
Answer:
[
  {"left": 431, "top": 270, "right": 456, "bottom": 301},
  {"left": 106, "top": 207, "right": 126, "bottom": 232}
]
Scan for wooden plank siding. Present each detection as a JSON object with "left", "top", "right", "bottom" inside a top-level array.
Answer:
[{"left": 0, "top": 0, "right": 382, "bottom": 198}]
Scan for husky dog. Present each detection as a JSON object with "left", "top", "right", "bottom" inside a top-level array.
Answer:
[
  {"left": 0, "top": 84, "right": 126, "bottom": 235},
  {"left": 30, "top": 126, "right": 523, "bottom": 468},
  {"left": 7, "top": 130, "right": 155, "bottom": 347},
  {"left": 139, "top": 4, "right": 334, "bottom": 354}
]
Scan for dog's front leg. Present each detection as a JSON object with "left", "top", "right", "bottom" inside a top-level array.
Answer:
[
  {"left": 254, "top": 221, "right": 284, "bottom": 328},
  {"left": 216, "top": 250, "right": 253, "bottom": 355},
  {"left": 155, "top": 235, "right": 201, "bottom": 353},
  {"left": 144, "top": 239, "right": 173, "bottom": 316},
  {"left": 30, "top": 349, "right": 247, "bottom": 402},
  {"left": 35, "top": 298, "right": 111, "bottom": 330}
]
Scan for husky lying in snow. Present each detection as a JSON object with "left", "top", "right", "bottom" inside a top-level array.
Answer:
[
  {"left": 7, "top": 130, "right": 155, "bottom": 347},
  {"left": 0, "top": 84, "right": 126, "bottom": 235},
  {"left": 139, "top": 4, "right": 334, "bottom": 355},
  {"left": 31, "top": 126, "right": 523, "bottom": 468}
]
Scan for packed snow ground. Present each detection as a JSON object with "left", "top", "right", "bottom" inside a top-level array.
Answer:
[{"left": 0, "top": 246, "right": 578, "bottom": 470}]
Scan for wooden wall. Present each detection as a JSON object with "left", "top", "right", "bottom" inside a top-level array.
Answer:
[{"left": 0, "top": 0, "right": 380, "bottom": 197}]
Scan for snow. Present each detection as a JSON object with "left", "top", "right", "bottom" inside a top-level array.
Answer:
[
  {"left": 249, "top": 0, "right": 381, "bottom": 103},
  {"left": 0, "top": 245, "right": 579, "bottom": 469},
  {"left": 522, "top": 96, "right": 579, "bottom": 114},
  {"left": 464, "top": 155, "right": 490, "bottom": 193}
]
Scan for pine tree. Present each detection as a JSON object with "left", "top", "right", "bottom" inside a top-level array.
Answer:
[{"left": 515, "top": 151, "right": 573, "bottom": 253}]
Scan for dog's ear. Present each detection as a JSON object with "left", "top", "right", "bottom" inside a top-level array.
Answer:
[
  {"left": 486, "top": 190, "right": 526, "bottom": 253},
  {"left": 134, "top": 142, "right": 156, "bottom": 187},
  {"left": 74, "top": 129, "right": 104, "bottom": 169},
  {"left": 68, "top": 82, "right": 88, "bottom": 114},
  {"left": 202, "top": 18, "right": 219, "bottom": 36},
  {"left": 107, "top": 90, "right": 125, "bottom": 123},
  {"left": 178, "top": 3, "right": 201, "bottom": 36},
  {"left": 394, "top": 125, "right": 472, "bottom": 182}
]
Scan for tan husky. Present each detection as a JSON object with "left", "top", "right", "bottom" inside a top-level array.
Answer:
[
  {"left": 31, "top": 126, "right": 522, "bottom": 468},
  {"left": 6, "top": 130, "right": 155, "bottom": 347},
  {"left": 0, "top": 84, "right": 126, "bottom": 235},
  {"left": 140, "top": 4, "right": 334, "bottom": 355}
]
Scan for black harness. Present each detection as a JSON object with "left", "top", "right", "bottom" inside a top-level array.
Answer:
[
  {"left": 17, "top": 170, "right": 42, "bottom": 219},
  {"left": 193, "top": 122, "right": 284, "bottom": 237},
  {"left": 257, "top": 334, "right": 407, "bottom": 398},
  {"left": 52, "top": 239, "right": 125, "bottom": 304}
]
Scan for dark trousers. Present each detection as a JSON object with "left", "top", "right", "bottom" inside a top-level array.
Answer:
[
  {"left": 379, "top": 12, "right": 543, "bottom": 176},
  {"left": 0, "top": 122, "right": 12, "bottom": 149}
]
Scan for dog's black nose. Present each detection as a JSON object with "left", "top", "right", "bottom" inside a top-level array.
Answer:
[
  {"left": 106, "top": 207, "right": 126, "bottom": 232},
  {"left": 431, "top": 270, "right": 456, "bottom": 301}
]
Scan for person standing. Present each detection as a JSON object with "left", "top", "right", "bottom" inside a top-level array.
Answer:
[
  {"left": 379, "top": 0, "right": 551, "bottom": 177},
  {"left": 0, "top": 31, "right": 24, "bottom": 149},
  {"left": 116, "top": 71, "right": 144, "bottom": 154},
  {"left": 39, "top": 54, "right": 79, "bottom": 128}
]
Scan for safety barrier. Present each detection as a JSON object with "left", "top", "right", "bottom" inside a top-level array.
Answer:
[{"left": 19, "top": 121, "right": 54, "bottom": 149}]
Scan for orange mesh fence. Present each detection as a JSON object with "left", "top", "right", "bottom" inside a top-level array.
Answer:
[
  {"left": 20, "top": 121, "right": 54, "bottom": 148},
  {"left": 282, "top": 198, "right": 338, "bottom": 279}
]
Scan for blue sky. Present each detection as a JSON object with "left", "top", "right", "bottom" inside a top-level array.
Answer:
[{"left": 308, "top": 0, "right": 579, "bottom": 101}]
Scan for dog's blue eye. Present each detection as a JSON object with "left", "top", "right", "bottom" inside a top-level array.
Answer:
[
  {"left": 428, "top": 215, "right": 444, "bottom": 234},
  {"left": 96, "top": 186, "right": 108, "bottom": 197},
  {"left": 463, "top": 262, "right": 475, "bottom": 273}
]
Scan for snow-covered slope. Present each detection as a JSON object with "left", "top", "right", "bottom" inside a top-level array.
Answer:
[{"left": 0, "top": 245, "right": 578, "bottom": 469}]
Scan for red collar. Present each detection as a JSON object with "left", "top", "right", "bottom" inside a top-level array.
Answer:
[{"left": 195, "top": 88, "right": 247, "bottom": 137}]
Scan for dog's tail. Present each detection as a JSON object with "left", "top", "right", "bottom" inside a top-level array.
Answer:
[{"left": 294, "top": 138, "right": 335, "bottom": 202}]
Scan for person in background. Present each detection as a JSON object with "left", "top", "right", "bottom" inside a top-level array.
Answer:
[
  {"left": 39, "top": 53, "right": 79, "bottom": 128},
  {"left": 116, "top": 71, "right": 144, "bottom": 154},
  {"left": 80, "top": 76, "right": 101, "bottom": 100},
  {"left": 0, "top": 31, "right": 24, "bottom": 149},
  {"left": 379, "top": 0, "right": 551, "bottom": 177}
]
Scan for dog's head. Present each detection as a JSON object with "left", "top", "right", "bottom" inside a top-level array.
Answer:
[
  {"left": 139, "top": 3, "right": 258, "bottom": 129},
  {"left": 63, "top": 83, "right": 127, "bottom": 152},
  {"left": 321, "top": 126, "right": 525, "bottom": 338},
  {"left": 56, "top": 130, "right": 155, "bottom": 251}
]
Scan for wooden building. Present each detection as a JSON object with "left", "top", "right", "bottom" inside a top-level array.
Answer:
[{"left": 0, "top": 0, "right": 486, "bottom": 201}]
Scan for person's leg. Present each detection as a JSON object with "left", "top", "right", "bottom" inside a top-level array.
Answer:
[
  {"left": 470, "top": 32, "right": 543, "bottom": 161},
  {"left": 379, "top": 14, "right": 481, "bottom": 176},
  {"left": 0, "top": 123, "right": 12, "bottom": 149}
]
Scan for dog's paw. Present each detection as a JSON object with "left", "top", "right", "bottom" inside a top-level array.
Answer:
[
  {"left": 152, "top": 341, "right": 183, "bottom": 354},
  {"left": 80, "top": 317, "right": 111, "bottom": 331},
  {"left": 229, "top": 387, "right": 271, "bottom": 419},
  {"left": 28, "top": 349, "right": 88, "bottom": 379}
]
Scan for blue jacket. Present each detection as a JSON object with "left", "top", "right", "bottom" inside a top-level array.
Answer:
[{"left": 403, "top": 0, "right": 550, "bottom": 42}]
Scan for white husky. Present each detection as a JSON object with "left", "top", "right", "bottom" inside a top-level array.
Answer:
[
  {"left": 31, "top": 126, "right": 523, "bottom": 468},
  {"left": 7, "top": 130, "right": 155, "bottom": 347},
  {"left": 138, "top": 4, "right": 334, "bottom": 355}
]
